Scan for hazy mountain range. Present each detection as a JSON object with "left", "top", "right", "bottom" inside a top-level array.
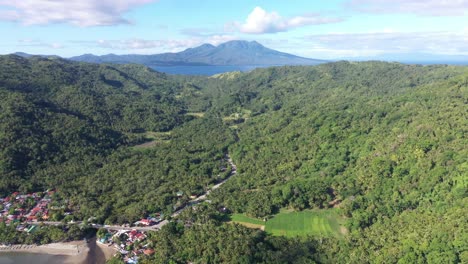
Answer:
[
  {"left": 12, "top": 40, "right": 468, "bottom": 67},
  {"left": 344, "top": 53, "right": 468, "bottom": 65},
  {"left": 68, "top": 40, "right": 325, "bottom": 66}
]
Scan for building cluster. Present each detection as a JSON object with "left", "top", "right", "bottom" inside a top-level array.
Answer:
[
  {"left": 133, "top": 212, "right": 164, "bottom": 227},
  {"left": 0, "top": 190, "right": 60, "bottom": 225},
  {"left": 98, "top": 229, "right": 155, "bottom": 264}
]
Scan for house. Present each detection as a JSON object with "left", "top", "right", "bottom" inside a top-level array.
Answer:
[
  {"left": 176, "top": 191, "right": 183, "bottom": 197},
  {"left": 134, "top": 218, "right": 154, "bottom": 226},
  {"left": 139, "top": 219, "right": 151, "bottom": 226},
  {"left": 14, "top": 208, "right": 26, "bottom": 219},
  {"left": 98, "top": 233, "right": 113, "bottom": 244},
  {"left": 7, "top": 215, "right": 16, "bottom": 220},
  {"left": 143, "top": 248, "right": 155, "bottom": 255},
  {"left": 127, "top": 256, "right": 139, "bottom": 264},
  {"left": 128, "top": 230, "right": 146, "bottom": 242}
]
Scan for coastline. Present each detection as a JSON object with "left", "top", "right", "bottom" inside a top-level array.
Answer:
[
  {"left": 0, "top": 240, "right": 86, "bottom": 255},
  {"left": 0, "top": 238, "right": 116, "bottom": 264}
]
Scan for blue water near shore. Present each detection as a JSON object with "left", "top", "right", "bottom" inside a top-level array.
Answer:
[{"left": 150, "top": 65, "right": 269, "bottom": 75}]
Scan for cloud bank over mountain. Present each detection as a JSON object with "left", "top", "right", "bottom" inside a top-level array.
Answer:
[{"left": 227, "top": 7, "right": 343, "bottom": 34}]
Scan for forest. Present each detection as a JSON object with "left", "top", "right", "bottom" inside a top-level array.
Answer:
[{"left": 0, "top": 55, "right": 466, "bottom": 263}]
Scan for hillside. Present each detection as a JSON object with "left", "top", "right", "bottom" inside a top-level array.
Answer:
[
  {"left": 0, "top": 55, "right": 191, "bottom": 194},
  {"left": 69, "top": 40, "right": 325, "bottom": 66},
  {"left": 0, "top": 57, "right": 467, "bottom": 263}
]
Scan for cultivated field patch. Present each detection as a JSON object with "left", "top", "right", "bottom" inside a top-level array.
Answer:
[{"left": 265, "top": 209, "right": 344, "bottom": 237}]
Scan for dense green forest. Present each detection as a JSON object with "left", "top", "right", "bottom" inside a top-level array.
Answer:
[{"left": 1, "top": 55, "right": 466, "bottom": 263}]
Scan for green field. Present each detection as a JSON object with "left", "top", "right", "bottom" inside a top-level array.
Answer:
[{"left": 265, "top": 209, "right": 344, "bottom": 237}]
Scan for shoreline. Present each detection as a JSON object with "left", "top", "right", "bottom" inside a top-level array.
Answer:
[
  {"left": 0, "top": 240, "right": 86, "bottom": 256},
  {"left": 0, "top": 238, "right": 116, "bottom": 264}
]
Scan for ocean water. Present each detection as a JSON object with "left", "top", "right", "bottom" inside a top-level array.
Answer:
[
  {"left": 0, "top": 252, "right": 68, "bottom": 264},
  {"left": 150, "top": 62, "right": 468, "bottom": 76},
  {"left": 149, "top": 65, "right": 269, "bottom": 75}
]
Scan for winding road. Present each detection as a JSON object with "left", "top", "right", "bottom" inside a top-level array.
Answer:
[
  {"left": 169, "top": 154, "right": 237, "bottom": 218},
  {"left": 36, "top": 154, "right": 237, "bottom": 232}
]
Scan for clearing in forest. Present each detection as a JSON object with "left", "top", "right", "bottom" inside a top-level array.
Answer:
[
  {"left": 230, "top": 214, "right": 266, "bottom": 230},
  {"left": 132, "top": 131, "right": 172, "bottom": 149},
  {"left": 265, "top": 209, "right": 345, "bottom": 237},
  {"left": 185, "top": 112, "right": 205, "bottom": 118}
]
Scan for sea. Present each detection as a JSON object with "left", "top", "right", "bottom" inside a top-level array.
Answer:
[
  {"left": 149, "top": 65, "right": 269, "bottom": 75},
  {"left": 0, "top": 252, "right": 67, "bottom": 264},
  {"left": 149, "top": 61, "right": 468, "bottom": 76}
]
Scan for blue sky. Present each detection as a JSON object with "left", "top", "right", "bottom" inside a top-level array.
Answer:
[{"left": 0, "top": 0, "right": 467, "bottom": 60}]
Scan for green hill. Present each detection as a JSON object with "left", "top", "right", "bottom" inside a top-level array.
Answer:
[{"left": 0, "top": 56, "right": 466, "bottom": 263}]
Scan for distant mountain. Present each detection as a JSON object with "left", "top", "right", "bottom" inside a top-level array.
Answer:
[
  {"left": 13, "top": 52, "right": 35, "bottom": 58},
  {"left": 346, "top": 53, "right": 468, "bottom": 65},
  {"left": 69, "top": 40, "right": 325, "bottom": 66},
  {"left": 13, "top": 52, "right": 61, "bottom": 59}
]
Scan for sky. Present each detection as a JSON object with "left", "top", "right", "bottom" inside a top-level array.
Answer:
[{"left": 0, "top": 0, "right": 467, "bottom": 60}]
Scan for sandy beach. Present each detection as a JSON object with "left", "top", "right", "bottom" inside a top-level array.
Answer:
[
  {"left": 0, "top": 238, "right": 117, "bottom": 264},
  {"left": 84, "top": 238, "right": 118, "bottom": 264}
]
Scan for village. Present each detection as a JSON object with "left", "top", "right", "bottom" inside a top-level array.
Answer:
[
  {"left": 0, "top": 189, "right": 75, "bottom": 233},
  {"left": 0, "top": 188, "right": 215, "bottom": 263},
  {"left": 0, "top": 155, "right": 237, "bottom": 263},
  {"left": 97, "top": 227, "right": 153, "bottom": 264},
  {"left": 1, "top": 188, "right": 178, "bottom": 263},
  {"left": 1, "top": 189, "right": 180, "bottom": 263}
]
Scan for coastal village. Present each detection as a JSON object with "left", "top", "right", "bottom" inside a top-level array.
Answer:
[
  {"left": 97, "top": 228, "right": 152, "bottom": 264},
  {"left": 0, "top": 155, "right": 237, "bottom": 263},
  {"left": 95, "top": 213, "right": 167, "bottom": 263},
  {"left": 1, "top": 189, "right": 195, "bottom": 263},
  {"left": 1, "top": 189, "right": 172, "bottom": 263},
  {"left": 0, "top": 190, "right": 71, "bottom": 230}
]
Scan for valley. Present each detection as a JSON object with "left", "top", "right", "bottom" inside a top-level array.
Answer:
[{"left": 0, "top": 55, "right": 466, "bottom": 263}]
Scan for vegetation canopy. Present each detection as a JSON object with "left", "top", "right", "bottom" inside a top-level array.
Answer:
[{"left": 0, "top": 55, "right": 467, "bottom": 263}]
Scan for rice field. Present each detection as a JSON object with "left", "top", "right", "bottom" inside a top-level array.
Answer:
[
  {"left": 230, "top": 209, "right": 345, "bottom": 237},
  {"left": 265, "top": 209, "right": 344, "bottom": 237}
]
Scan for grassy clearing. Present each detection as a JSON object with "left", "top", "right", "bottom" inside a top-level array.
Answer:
[
  {"left": 185, "top": 112, "right": 205, "bottom": 118},
  {"left": 265, "top": 209, "right": 345, "bottom": 238},
  {"left": 230, "top": 214, "right": 266, "bottom": 229},
  {"left": 132, "top": 131, "right": 172, "bottom": 149},
  {"left": 210, "top": 71, "right": 242, "bottom": 80},
  {"left": 230, "top": 214, "right": 265, "bottom": 225},
  {"left": 222, "top": 109, "right": 252, "bottom": 125}
]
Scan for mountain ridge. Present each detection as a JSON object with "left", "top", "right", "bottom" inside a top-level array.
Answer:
[{"left": 69, "top": 40, "right": 325, "bottom": 66}]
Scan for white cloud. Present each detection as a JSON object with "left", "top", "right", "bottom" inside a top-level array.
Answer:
[
  {"left": 229, "top": 6, "right": 342, "bottom": 34},
  {"left": 347, "top": 0, "right": 468, "bottom": 16},
  {"left": 0, "top": 0, "right": 155, "bottom": 26},
  {"left": 301, "top": 31, "right": 468, "bottom": 58}
]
